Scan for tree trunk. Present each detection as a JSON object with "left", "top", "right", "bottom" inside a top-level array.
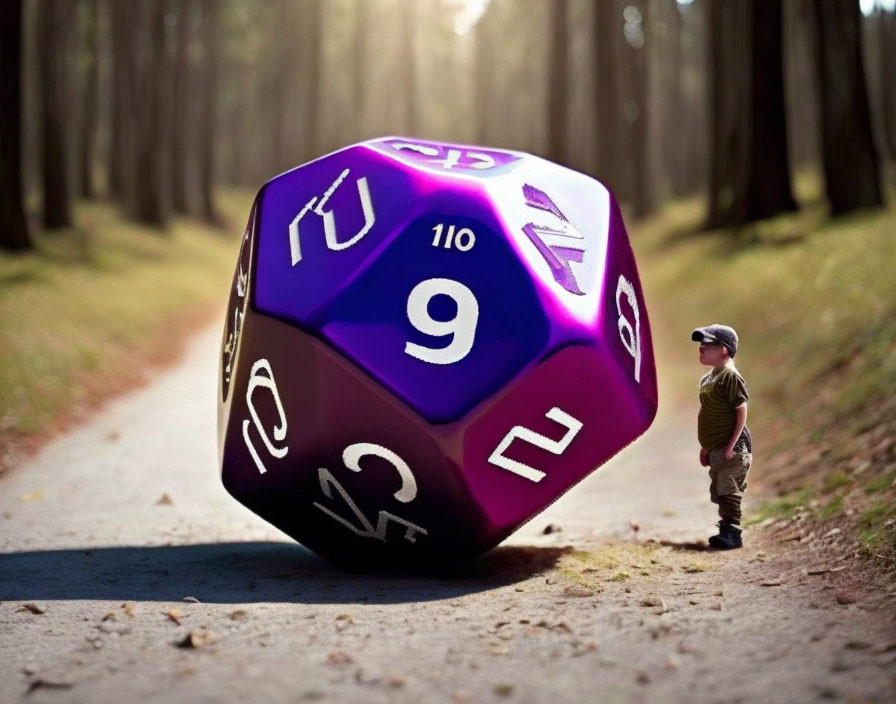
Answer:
[
  {"left": 0, "top": 0, "right": 32, "bottom": 251},
  {"left": 879, "top": 8, "right": 896, "bottom": 159},
  {"left": 171, "top": 0, "right": 191, "bottom": 213},
  {"left": 199, "top": 0, "right": 219, "bottom": 222},
  {"left": 39, "top": 0, "right": 75, "bottom": 229},
  {"left": 594, "top": 0, "right": 623, "bottom": 195},
  {"left": 473, "top": 2, "right": 493, "bottom": 145},
  {"left": 706, "top": 0, "right": 796, "bottom": 228},
  {"left": 78, "top": 0, "right": 98, "bottom": 199},
  {"left": 297, "top": 0, "right": 322, "bottom": 160},
  {"left": 108, "top": 0, "right": 134, "bottom": 201},
  {"left": 398, "top": 0, "right": 417, "bottom": 136},
  {"left": 626, "top": 2, "right": 653, "bottom": 216},
  {"left": 661, "top": 0, "right": 686, "bottom": 197},
  {"left": 744, "top": 0, "right": 797, "bottom": 221},
  {"left": 133, "top": 0, "right": 170, "bottom": 227},
  {"left": 547, "top": 0, "right": 569, "bottom": 165},
  {"left": 812, "top": 0, "right": 884, "bottom": 214},
  {"left": 353, "top": 0, "right": 368, "bottom": 141}
]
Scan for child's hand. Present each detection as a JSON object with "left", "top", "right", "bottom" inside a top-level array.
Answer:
[
  {"left": 699, "top": 448, "right": 709, "bottom": 466},
  {"left": 723, "top": 446, "right": 734, "bottom": 461}
]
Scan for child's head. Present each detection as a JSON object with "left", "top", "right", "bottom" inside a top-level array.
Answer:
[{"left": 691, "top": 324, "right": 738, "bottom": 367}]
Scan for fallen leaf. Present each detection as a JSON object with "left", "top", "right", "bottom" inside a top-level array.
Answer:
[
  {"left": 18, "top": 602, "right": 46, "bottom": 615},
  {"left": 175, "top": 631, "right": 215, "bottom": 648},
  {"left": 326, "top": 651, "right": 353, "bottom": 666},
  {"left": 156, "top": 493, "right": 173, "bottom": 505},
  {"left": 387, "top": 675, "right": 406, "bottom": 688},
  {"left": 166, "top": 609, "right": 182, "bottom": 625}
]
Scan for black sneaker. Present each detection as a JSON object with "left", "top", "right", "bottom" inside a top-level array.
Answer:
[{"left": 708, "top": 519, "right": 743, "bottom": 549}]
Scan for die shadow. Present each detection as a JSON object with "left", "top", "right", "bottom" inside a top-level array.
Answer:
[{"left": 0, "top": 541, "right": 572, "bottom": 605}]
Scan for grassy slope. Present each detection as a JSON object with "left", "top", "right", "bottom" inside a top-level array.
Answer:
[
  {"left": 632, "top": 176, "right": 896, "bottom": 566},
  {"left": 0, "top": 191, "right": 252, "bottom": 465}
]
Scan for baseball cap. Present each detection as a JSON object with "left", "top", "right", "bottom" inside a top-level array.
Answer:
[{"left": 691, "top": 323, "right": 738, "bottom": 357}]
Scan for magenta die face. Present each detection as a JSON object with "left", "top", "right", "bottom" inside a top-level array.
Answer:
[{"left": 217, "top": 136, "right": 658, "bottom": 571}]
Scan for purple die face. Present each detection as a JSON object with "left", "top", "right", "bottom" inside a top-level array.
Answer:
[{"left": 218, "top": 136, "right": 658, "bottom": 571}]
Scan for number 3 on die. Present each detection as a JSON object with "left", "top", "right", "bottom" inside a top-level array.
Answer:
[{"left": 404, "top": 278, "right": 479, "bottom": 365}]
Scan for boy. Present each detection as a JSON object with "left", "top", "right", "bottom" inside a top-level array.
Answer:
[{"left": 691, "top": 324, "right": 752, "bottom": 549}]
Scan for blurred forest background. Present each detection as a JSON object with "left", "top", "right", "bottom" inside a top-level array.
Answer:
[
  {"left": 1, "top": 1, "right": 895, "bottom": 561},
  {"left": 2, "top": 0, "right": 895, "bottom": 249}
]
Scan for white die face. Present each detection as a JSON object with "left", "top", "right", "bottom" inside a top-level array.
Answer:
[{"left": 482, "top": 155, "right": 611, "bottom": 327}]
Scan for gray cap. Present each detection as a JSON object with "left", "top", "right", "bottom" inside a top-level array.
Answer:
[{"left": 691, "top": 324, "right": 738, "bottom": 357}]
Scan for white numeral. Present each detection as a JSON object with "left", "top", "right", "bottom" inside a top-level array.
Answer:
[
  {"left": 391, "top": 142, "right": 498, "bottom": 170},
  {"left": 312, "top": 443, "right": 427, "bottom": 543},
  {"left": 404, "top": 278, "right": 479, "bottom": 365},
  {"left": 288, "top": 168, "right": 376, "bottom": 265},
  {"left": 432, "top": 223, "right": 476, "bottom": 251},
  {"left": 616, "top": 274, "right": 642, "bottom": 382},
  {"left": 242, "top": 359, "right": 288, "bottom": 474},
  {"left": 488, "top": 407, "right": 583, "bottom": 482}
]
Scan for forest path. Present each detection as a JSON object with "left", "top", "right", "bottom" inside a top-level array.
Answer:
[{"left": 1, "top": 313, "right": 894, "bottom": 703}]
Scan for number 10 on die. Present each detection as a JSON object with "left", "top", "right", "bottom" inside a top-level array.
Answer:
[{"left": 431, "top": 223, "right": 475, "bottom": 251}]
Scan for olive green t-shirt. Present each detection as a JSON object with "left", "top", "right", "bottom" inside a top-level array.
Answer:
[{"left": 698, "top": 364, "right": 752, "bottom": 452}]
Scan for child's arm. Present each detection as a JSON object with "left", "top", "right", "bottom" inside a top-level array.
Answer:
[{"left": 724, "top": 402, "right": 748, "bottom": 460}]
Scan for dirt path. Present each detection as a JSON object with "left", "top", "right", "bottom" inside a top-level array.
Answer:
[{"left": 1, "top": 315, "right": 894, "bottom": 703}]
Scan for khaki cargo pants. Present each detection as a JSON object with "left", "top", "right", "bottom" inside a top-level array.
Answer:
[{"left": 707, "top": 448, "right": 752, "bottom": 523}]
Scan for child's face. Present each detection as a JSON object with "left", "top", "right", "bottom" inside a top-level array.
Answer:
[{"left": 698, "top": 343, "right": 729, "bottom": 367}]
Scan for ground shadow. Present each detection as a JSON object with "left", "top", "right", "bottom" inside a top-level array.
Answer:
[
  {"left": 0, "top": 541, "right": 570, "bottom": 605},
  {"left": 647, "top": 538, "right": 713, "bottom": 552}
]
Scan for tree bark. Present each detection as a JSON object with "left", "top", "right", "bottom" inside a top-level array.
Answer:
[
  {"left": 38, "top": 0, "right": 75, "bottom": 229},
  {"left": 744, "top": 0, "right": 797, "bottom": 221},
  {"left": 353, "top": 0, "right": 369, "bottom": 141},
  {"left": 78, "top": 0, "right": 99, "bottom": 199},
  {"left": 108, "top": 0, "right": 134, "bottom": 201},
  {"left": 398, "top": 0, "right": 417, "bottom": 136},
  {"left": 594, "top": 0, "right": 623, "bottom": 194},
  {"left": 171, "top": 0, "right": 192, "bottom": 213},
  {"left": 812, "top": 0, "right": 883, "bottom": 214},
  {"left": 0, "top": 0, "right": 32, "bottom": 251},
  {"left": 878, "top": 8, "right": 896, "bottom": 159},
  {"left": 133, "top": 0, "right": 170, "bottom": 227},
  {"left": 199, "top": 0, "right": 219, "bottom": 222},
  {"left": 547, "top": 0, "right": 569, "bottom": 165},
  {"left": 626, "top": 2, "right": 653, "bottom": 216},
  {"left": 706, "top": 0, "right": 796, "bottom": 228}
]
